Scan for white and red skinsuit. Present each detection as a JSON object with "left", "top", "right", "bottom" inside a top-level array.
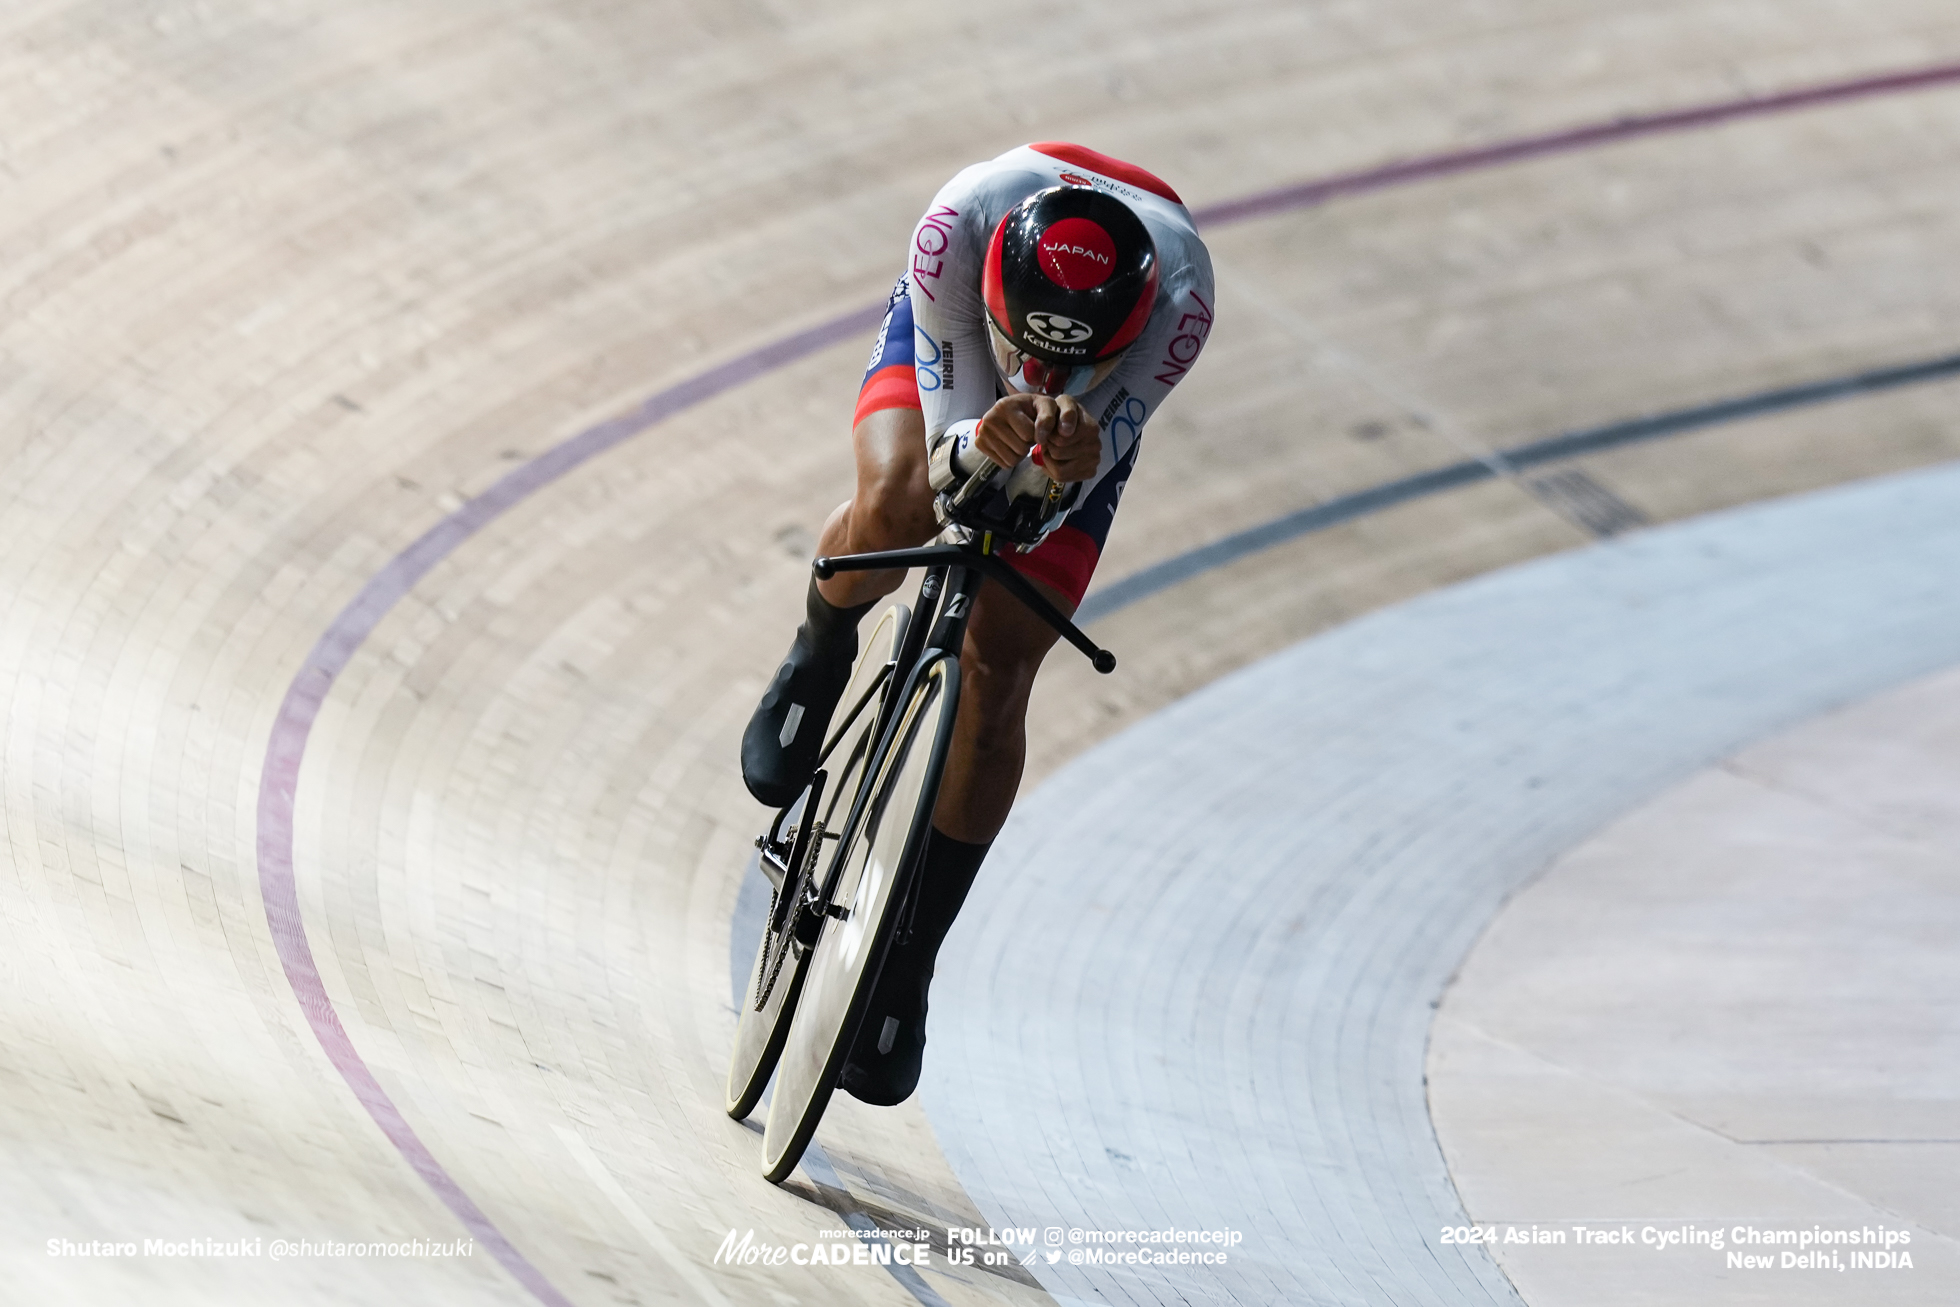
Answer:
[{"left": 853, "top": 142, "right": 1216, "bottom": 605}]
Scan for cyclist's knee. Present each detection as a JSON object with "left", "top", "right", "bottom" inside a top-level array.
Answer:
[{"left": 848, "top": 480, "right": 934, "bottom": 549}]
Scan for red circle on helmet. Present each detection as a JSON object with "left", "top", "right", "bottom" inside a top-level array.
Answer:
[{"left": 1036, "top": 217, "right": 1117, "bottom": 291}]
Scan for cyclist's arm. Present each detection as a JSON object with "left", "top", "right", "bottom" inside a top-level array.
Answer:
[
  {"left": 905, "top": 177, "right": 998, "bottom": 443},
  {"left": 1075, "top": 272, "right": 1216, "bottom": 483}
]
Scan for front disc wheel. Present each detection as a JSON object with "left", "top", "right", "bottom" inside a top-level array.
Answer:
[{"left": 759, "top": 654, "right": 960, "bottom": 1182}]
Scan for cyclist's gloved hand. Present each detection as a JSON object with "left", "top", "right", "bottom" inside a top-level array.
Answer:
[{"left": 975, "top": 393, "right": 1100, "bottom": 485}]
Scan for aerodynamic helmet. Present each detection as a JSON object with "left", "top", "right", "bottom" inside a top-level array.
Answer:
[{"left": 982, "top": 185, "right": 1158, "bottom": 396}]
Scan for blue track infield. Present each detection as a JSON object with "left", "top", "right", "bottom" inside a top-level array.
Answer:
[
  {"left": 1075, "top": 350, "right": 1960, "bottom": 623},
  {"left": 922, "top": 460, "right": 1960, "bottom": 1306}
]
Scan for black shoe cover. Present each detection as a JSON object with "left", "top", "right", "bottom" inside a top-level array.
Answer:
[
  {"left": 741, "top": 582, "right": 870, "bottom": 808},
  {"left": 840, "top": 829, "right": 991, "bottom": 1107},
  {"left": 840, "top": 962, "right": 930, "bottom": 1107}
]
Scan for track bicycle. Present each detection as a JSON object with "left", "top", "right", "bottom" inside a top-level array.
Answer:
[{"left": 724, "top": 454, "right": 1116, "bottom": 1183}]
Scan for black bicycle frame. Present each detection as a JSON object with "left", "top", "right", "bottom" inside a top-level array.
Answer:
[{"left": 791, "top": 537, "right": 1117, "bottom": 926}]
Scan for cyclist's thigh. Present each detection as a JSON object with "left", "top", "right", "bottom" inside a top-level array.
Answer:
[
  {"left": 850, "top": 405, "right": 933, "bottom": 535},
  {"left": 962, "top": 574, "right": 1069, "bottom": 701}
]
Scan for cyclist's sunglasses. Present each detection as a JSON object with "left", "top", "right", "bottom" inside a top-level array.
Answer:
[{"left": 987, "top": 318, "right": 1124, "bottom": 397}]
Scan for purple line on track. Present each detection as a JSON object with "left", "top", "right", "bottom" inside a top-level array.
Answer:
[
  {"left": 254, "top": 305, "right": 880, "bottom": 1305},
  {"left": 1192, "top": 61, "right": 1960, "bottom": 226},
  {"left": 252, "top": 60, "right": 1960, "bottom": 1307}
]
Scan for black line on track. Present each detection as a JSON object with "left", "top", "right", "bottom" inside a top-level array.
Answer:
[{"left": 1076, "top": 350, "right": 1960, "bottom": 624}]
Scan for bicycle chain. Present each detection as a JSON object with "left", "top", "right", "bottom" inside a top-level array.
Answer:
[
  {"left": 751, "top": 818, "right": 827, "bottom": 1012},
  {"left": 751, "top": 887, "right": 783, "bottom": 1011}
]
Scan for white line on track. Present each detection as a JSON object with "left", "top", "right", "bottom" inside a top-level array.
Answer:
[{"left": 552, "top": 1124, "right": 735, "bottom": 1307}]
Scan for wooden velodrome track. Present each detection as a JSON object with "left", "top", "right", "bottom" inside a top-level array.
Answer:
[{"left": 4, "top": 2, "right": 1959, "bottom": 1304}]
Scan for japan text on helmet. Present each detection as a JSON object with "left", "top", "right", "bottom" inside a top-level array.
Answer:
[{"left": 982, "top": 185, "right": 1158, "bottom": 396}]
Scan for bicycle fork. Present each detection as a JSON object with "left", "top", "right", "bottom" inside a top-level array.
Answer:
[{"left": 869, "top": 560, "right": 991, "bottom": 951}]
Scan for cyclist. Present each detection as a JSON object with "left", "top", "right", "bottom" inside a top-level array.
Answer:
[{"left": 742, "top": 142, "right": 1215, "bottom": 1105}]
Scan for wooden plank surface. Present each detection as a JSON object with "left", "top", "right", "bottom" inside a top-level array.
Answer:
[
  {"left": 2, "top": 1, "right": 1959, "bottom": 1302},
  {"left": 1431, "top": 662, "right": 1960, "bottom": 1305}
]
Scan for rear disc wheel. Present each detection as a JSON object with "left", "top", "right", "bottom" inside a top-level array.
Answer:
[{"left": 724, "top": 603, "right": 907, "bottom": 1120}]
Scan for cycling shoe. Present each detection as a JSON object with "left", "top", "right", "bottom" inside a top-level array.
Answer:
[
  {"left": 839, "top": 829, "right": 990, "bottom": 1106},
  {"left": 840, "top": 960, "right": 929, "bottom": 1107},
  {"left": 741, "top": 582, "right": 869, "bottom": 808}
]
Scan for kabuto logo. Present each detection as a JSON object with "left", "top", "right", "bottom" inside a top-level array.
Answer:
[
  {"left": 1058, "top": 171, "right": 1096, "bottom": 187},
  {"left": 1024, "top": 312, "right": 1092, "bottom": 345}
]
